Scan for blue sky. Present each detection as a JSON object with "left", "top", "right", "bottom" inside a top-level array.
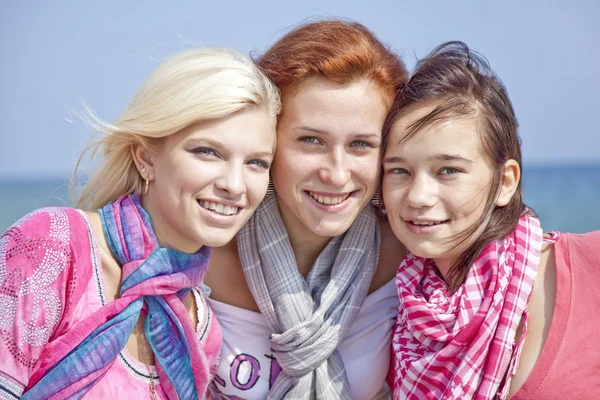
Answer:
[{"left": 0, "top": 0, "right": 598, "bottom": 179}]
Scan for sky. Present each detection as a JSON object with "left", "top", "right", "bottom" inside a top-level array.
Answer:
[{"left": 0, "top": 0, "right": 598, "bottom": 179}]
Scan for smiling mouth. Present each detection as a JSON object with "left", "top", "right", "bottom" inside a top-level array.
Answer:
[
  {"left": 406, "top": 219, "right": 450, "bottom": 226},
  {"left": 198, "top": 200, "right": 240, "bottom": 216},
  {"left": 307, "top": 191, "right": 352, "bottom": 205}
]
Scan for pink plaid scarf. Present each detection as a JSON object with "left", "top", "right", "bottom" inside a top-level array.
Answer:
[{"left": 392, "top": 212, "right": 559, "bottom": 399}]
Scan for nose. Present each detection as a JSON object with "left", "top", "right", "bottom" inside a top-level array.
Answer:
[
  {"left": 214, "top": 163, "right": 246, "bottom": 198},
  {"left": 405, "top": 173, "right": 437, "bottom": 208},
  {"left": 318, "top": 147, "right": 351, "bottom": 187}
]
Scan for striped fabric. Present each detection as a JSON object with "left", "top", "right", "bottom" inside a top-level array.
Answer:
[
  {"left": 0, "top": 371, "right": 22, "bottom": 400},
  {"left": 237, "top": 194, "right": 381, "bottom": 400},
  {"left": 392, "top": 211, "right": 557, "bottom": 399},
  {"left": 22, "top": 195, "right": 217, "bottom": 399}
]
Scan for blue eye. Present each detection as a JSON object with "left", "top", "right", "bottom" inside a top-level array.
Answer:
[
  {"left": 247, "top": 159, "right": 271, "bottom": 169},
  {"left": 299, "top": 136, "right": 322, "bottom": 145},
  {"left": 191, "top": 147, "right": 218, "bottom": 157},
  {"left": 439, "top": 167, "right": 460, "bottom": 175},
  {"left": 387, "top": 167, "right": 409, "bottom": 175},
  {"left": 350, "top": 140, "right": 373, "bottom": 149}
]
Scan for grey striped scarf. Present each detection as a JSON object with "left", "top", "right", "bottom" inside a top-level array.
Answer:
[{"left": 237, "top": 194, "right": 380, "bottom": 399}]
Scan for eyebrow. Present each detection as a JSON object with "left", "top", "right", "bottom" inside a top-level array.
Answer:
[
  {"left": 429, "top": 154, "right": 473, "bottom": 163},
  {"left": 294, "top": 125, "right": 324, "bottom": 134},
  {"left": 383, "top": 154, "right": 473, "bottom": 164},
  {"left": 252, "top": 150, "right": 275, "bottom": 158},
  {"left": 294, "top": 126, "right": 381, "bottom": 141},
  {"left": 186, "top": 137, "right": 222, "bottom": 148}
]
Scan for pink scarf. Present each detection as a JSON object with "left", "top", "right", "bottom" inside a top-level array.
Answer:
[
  {"left": 24, "top": 195, "right": 221, "bottom": 399},
  {"left": 392, "top": 211, "right": 559, "bottom": 399}
]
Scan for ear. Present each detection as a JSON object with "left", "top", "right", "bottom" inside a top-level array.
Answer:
[
  {"left": 131, "top": 144, "right": 155, "bottom": 181},
  {"left": 496, "top": 159, "right": 520, "bottom": 207}
]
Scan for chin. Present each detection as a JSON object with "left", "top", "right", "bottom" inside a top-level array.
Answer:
[
  {"left": 312, "top": 221, "right": 353, "bottom": 238},
  {"left": 404, "top": 242, "right": 440, "bottom": 260},
  {"left": 202, "top": 235, "right": 235, "bottom": 248},
  {"left": 195, "top": 228, "right": 237, "bottom": 248},
  {"left": 411, "top": 250, "right": 438, "bottom": 259}
]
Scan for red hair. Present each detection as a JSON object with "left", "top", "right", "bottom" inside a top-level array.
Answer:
[{"left": 257, "top": 19, "right": 407, "bottom": 106}]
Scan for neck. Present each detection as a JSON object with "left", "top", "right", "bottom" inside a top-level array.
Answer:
[
  {"left": 276, "top": 195, "right": 333, "bottom": 278},
  {"left": 433, "top": 257, "right": 454, "bottom": 283}
]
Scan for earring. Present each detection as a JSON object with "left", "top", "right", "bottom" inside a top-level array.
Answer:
[{"left": 139, "top": 164, "right": 149, "bottom": 195}]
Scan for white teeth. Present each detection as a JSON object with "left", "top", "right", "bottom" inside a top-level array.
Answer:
[
  {"left": 199, "top": 200, "right": 238, "bottom": 216},
  {"left": 308, "top": 192, "right": 350, "bottom": 205},
  {"left": 411, "top": 220, "right": 444, "bottom": 226}
]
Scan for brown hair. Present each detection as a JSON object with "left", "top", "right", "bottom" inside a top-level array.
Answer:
[
  {"left": 383, "top": 41, "right": 526, "bottom": 290},
  {"left": 256, "top": 19, "right": 407, "bottom": 107}
]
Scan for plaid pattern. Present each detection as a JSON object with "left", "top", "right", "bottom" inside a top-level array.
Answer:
[
  {"left": 237, "top": 194, "right": 380, "bottom": 400},
  {"left": 392, "top": 212, "right": 558, "bottom": 400}
]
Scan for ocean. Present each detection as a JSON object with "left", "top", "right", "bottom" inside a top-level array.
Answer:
[{"left": 1, "top": 164, "right": 599, "bottom": 234}]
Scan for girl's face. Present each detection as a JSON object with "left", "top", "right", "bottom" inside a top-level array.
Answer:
[
  {"left": 139, "top": 107, "right": 276, "bottom": 253},
  {"left": 271, "top": 76, "right": 388, "bottom": 239},
  {"left": 382, "top": 102, "right": 496, "bottom": 272}
]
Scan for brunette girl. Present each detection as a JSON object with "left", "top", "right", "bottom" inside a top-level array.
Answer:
[{"left": 382, "top": 41, "right": 600, "bottom": 399}]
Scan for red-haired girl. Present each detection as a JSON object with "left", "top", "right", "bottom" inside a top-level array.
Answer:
[{"left": 204, "top": 20, "right": 408, "bottom": 399}]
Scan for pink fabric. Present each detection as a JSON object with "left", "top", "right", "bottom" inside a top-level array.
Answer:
[
  {"left": 0, "top": 208, "right": 221, "bottom": 399},
  {"left": 392, "top": 212, "right": 550, "bottom": 399},
  {"left": 511, "top": 231, "right": 600, "bottom": 399}
]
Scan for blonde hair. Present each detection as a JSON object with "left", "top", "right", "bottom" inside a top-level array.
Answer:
[{"left": 74, "top": 48, "right": 281, "bottom": 210}]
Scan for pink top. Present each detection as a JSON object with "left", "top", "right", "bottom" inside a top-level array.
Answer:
[
  {"left": 512, "top": 231, "right": 600, "bottom": 399},
  {"left": 0, "top": 208, "right": 220, "bottom": 399}
]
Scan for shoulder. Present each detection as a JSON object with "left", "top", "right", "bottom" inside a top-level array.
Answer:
[
  {"left": 554, "top": 230, "right": 600, "bottom": 266},
  {"left": 2, "top": 207, "right": 89, "bottom": 254},
  {"left": 0, "top": 208, "right": 94, "bottom": 387},
  {"left": 369, "top": 218, "right": 406, "bottom": 293},
  {"left": 1, "top": 207, "right": 95, "bottom": 302},
  {"left": 540, "top": 231, "right": 600, "bottom": 289},
  {"left": 561, "top": 230, "right": 600, "bottom": 249},
  {"left": 5, "top": 206, "right": 86, "bottom": 233}
]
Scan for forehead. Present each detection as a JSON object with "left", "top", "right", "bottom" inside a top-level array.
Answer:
[
  {"left": 280, "top": 76, "right": 389, "bottom": 133},
  {"left": 167, "top": 107, "right": 276, "bottom": 152},
  {"left": 388, "top": 102, "right": 483, "bottom": 154}
]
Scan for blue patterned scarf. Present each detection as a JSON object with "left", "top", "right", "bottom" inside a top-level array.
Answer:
[{"left": 24, "top": 195, "right": 214, "bottom": 399}]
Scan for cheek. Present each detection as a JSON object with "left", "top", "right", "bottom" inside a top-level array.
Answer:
[
  {"left": 354, "top": 154, "right": 380, "bottom": 184},
  {"left": 178, "top": 164, "right": 211, "bottom": 192},
  {"left": 271, "top": 165, "right": 290, "bottom": 195},
  {"left": 382, "top": 184, "right": 402, "bottom": 211},
  {"left": 159, "top": 156, "right": 196, "bottom": 183},
  {"left": 271, "top": 148, "right": 296, "bottom": 183},
  {"left": 272, "top": 151, "right": 319, "bottom": 188},
  {"left": 247, "top": 173, "right": 270, "bottom": 201},
  {"left": 446, "top": 186, "right": 488, "bottom": 219}
]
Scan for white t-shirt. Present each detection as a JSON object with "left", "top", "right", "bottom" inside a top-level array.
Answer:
[{"left": 204, "top": 279, "right": 398, "bottom": 399}]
